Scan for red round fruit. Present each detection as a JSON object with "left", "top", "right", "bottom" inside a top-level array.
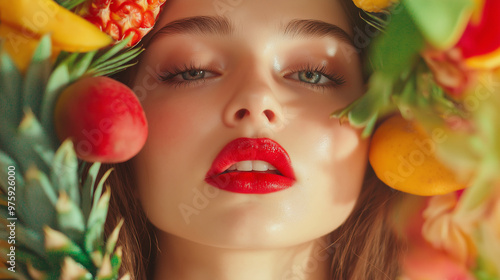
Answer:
[{"left": 54, "top": 76, "right": 148, "bottom": 163}]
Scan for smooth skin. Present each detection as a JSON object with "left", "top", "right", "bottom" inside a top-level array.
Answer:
[{"left": 131, "top": 0, "right": 368, "bottom": 279}]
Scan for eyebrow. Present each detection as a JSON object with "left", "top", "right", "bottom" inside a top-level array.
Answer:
[{"left": 149, "top": 16, "right": 354, "bottom": 46}]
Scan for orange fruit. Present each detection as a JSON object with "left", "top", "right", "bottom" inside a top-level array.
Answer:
[
  {"left": 352, "top": 0, "right": 397, "bottom": 12},
  {"left": 369, "top": 115, "right": 465, "bottom": 196}
]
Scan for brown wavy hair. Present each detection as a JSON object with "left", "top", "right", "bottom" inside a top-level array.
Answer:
[{"left": 98, "top": 1, "right": 406, "bottom": 279}]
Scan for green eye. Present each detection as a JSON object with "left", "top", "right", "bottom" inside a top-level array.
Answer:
[
  {"left": 298, "top": 71, "right": 321, "bottom": 84},
  {"left": 182, "top": 70, "right": 205, "bottom": 80}
]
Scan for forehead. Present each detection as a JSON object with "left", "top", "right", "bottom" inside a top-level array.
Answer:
[{"left": 153, "top": 0, "right": 353, "bottom": 37}]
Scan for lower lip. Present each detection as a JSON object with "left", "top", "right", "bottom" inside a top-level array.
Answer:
[{"left": 206, "top": 172, "right": 295, "bottom": 194}]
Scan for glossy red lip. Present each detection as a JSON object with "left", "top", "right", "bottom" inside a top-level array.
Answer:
[{"left": 205, "top": 138, "right": 296, "bottom": 194}]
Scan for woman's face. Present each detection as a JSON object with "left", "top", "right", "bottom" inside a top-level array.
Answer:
[{"left": 132, "top": 0, "right": 368, "bottom": 248}]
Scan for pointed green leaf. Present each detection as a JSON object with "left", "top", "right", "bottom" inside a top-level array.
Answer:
[
  {"left": 0, "top": 150, "right": 24, "bottom": 194},
  {"left": 18, "top": 108, "right": 56, "bottom": 158},
  {"left": 82, "top": 162, "right": 102, "bottom": 221},
  {"left": 106, "top": 219, "right": 124, "bottom": 255},
  {"left": 90, "top": 36, "right": 133, "bottom": 68},
  {"left": 16, "top": 223, "right": 46, "bottom": 259},
  {"left": 44, "top": 226, "right": 94, "bottom": 272},
  {"left": 56, "top": 192, "right": 85, "bottom": 244},
  {"left": 70, "top": 51, "right": 97, "bottom": 81},
  {"left": 23, "top": 167, "right": 57, "bottom": 233},
  {"left": 0, "top": 43, "right": 23, "bottom": 128},
  {"left": 51, "top": 139, "right": 80, "bottom": 204},
  {"left": 92, "top": 47, "right": 142, "bottom": 72},
  {"left": 92, "top": 168, "right": 113, "bottom": 207},
  {"left": 23, "top": 35, "right": 52, "bottom": 118},
  {"left": 40, "top": 63, "right": 70, "bottom": 146},
  {"left": 85, "top": 188, "right": 111, "bottom": 254},
  {"left": 111, "top": 247, "right": 123, "bottom": 278}
]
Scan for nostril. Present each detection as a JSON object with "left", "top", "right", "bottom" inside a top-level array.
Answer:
[
  {"left": 264, "top": 110, "right": 275, "bottom": 122},
  {"left": 236, "top": 109, "right": 248, "bottom": 120}
]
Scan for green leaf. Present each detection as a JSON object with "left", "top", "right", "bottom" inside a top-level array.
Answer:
[
  {"left": 56, "top": 0, "right": 87, "bottom": 10},
  {"left": 90, "top": 36, "right": 134, "bottom": 68},
  {"left": 92, "top": 168, "right": 113, "bottom": 207},
  {"left": 40, "top": 63, "right": 70, "bottom": 146},
  {"left": 70, "top": 51, "right": 97, "bottom": 81},
  {"left": 23, "top": 167, "right": 58, "bottom": 233},
  {"left": 44, "top": 227, "right": 94, "bottom": 272},
  {"left": 0, "top": 44, "right": 23, "bottom": 128},
  {"left": 370, "top": 2, "right": 424, "bottom": 75},
  {"left": 404, "top": 0, "right": 474, "bottom": 49},
  {"left": 16, "top": 223, "right": 46, "bottom": 259},
  {"left": 18, "top": 108, "right": 56, "bottom": 162},
  {"left": 106, "top": 219, "right": 123, "bottom": 255},
  {"left": 0, "top": 150, "right": 24, "bottom": 194},
  {"left": 56, "top": 192, "right": 85, "bottom": 244},
  {"left": 348, "top": 72, "right": 394, "bottom": 127},
  {"left": 85, "top": 188, "right": 111, "bottom": 255},
  {"left": 81, "top": 162, "right": 102, "bottom": 221},
  {"left": 51, "top": 140, "right": 80, "bottom": 204},
  {"left": 23, "top": 35, "right": 52, "bottom": 118}
]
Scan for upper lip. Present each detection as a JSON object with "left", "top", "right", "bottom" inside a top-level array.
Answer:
[{"left": 205, "top": 138, "right": 295, "bottom": 180}]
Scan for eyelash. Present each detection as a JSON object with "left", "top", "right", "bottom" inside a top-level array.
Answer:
[
  {"left": 284, "top": 64, "right": 346, "bottom": 90},
  {"left": 156, "top": 63, "right": 346, "bottom": 89},
  {"left": 157, "top": 63, "right": 219, "bottom": 88}
]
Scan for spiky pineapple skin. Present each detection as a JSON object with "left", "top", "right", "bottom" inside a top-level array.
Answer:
[{"left": 75, "top": 0, "right": 167, "bottom": 46}]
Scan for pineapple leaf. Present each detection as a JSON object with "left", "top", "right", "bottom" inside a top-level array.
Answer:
[
  {"left": 82, "top": 162, "right": 102, "bottom": 221},
  {"left": 16, "top": 223, "right": 46, "bottom": 259},
  {"left": 0, "top": 150, "right": 24, "bottom": 194},
  {"left": 92, "top": 169, "right": 113, "bottom": 206},
  {"left": 23, "top": 35, "right": 52, "bottom": 119},
  {"left": 106, "top": 219, "right": 124, "bottom": 255},
  {"left": 85, "top": 188, "right": 111, "bottom": 255},
  {"left": 56, "top": 0, "right": 87, "bottom": 10},
  {"left": 111, "top": 247, "right": 123, "bottom": 278},
  {"left": 18, "top": 109, "right": 56, "bottom": 162},
  {"left": 96, "top": 254, "right": 113, "bottom": 280},
  {"left": 92, "top": 62, "right": 139, "bottom": 78},
  {"left": 70, "top": 50, "right": 98, "bottom": 81},
  {"left": 91, "top": 46, "right": 142, "bottom": 73},
  {"left": 61, "top": 257, "right": 93, "bottom": 280},
  {"left": 0, "top": 42, "right": 23, "bottom": 127},
  {"left": 40, "top": 62, "right": 71, "bottom": 147},
  {"left": 51, "top": 140, "right": 80, "bottom": 204},
  {"left": 24, "top": 167, "right": 58, "bottom": 233},
  {"left": 44, "top": 227, "right": 94, "bottom": 272},
  {"left": 56, "top": 192, "right": 85, "bottom": 244},
  {"left": 90, "top": 36, "right": 134, "bottom": 68}
]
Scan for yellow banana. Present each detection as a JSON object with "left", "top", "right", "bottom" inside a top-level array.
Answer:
[{"left": 0, "top": 0, "right": 112, "bottom": 52}]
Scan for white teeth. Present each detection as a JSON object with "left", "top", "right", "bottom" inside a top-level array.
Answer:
[
  {"left": 226, "top": 160, "right": 278, "bottom": 172},
  {"left": 238, "top": 160, "right": 253, "bottom": 171},
  {"left": 252, "top": 160, "right": 268, "bottom": 171}
]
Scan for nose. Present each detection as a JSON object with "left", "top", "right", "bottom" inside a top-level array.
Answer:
[{"left": 222, "top": 80, "right": 284, "bottom": 131}]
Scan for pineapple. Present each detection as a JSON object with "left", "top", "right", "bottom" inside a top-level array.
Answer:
[
  {"left": 75, "top": 0, "right": 167, "bottom": 46},
  {"left": 0, "top": 33, "right": 140, "bottom": 279}
]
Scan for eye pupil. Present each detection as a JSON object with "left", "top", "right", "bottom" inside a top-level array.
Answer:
[
  {"left": 299, "top": 71, "right": 320, "bottom": 84},
  {"left": 182, "top": 70, "right": 205, "bottom": 80}
]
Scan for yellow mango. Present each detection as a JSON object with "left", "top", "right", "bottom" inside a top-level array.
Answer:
[
  {"left": 369, "top": 115, "right": 466, "bottom": 196},
  {"left": 0, "top": 0, "right": 112, "bottom": 52}
]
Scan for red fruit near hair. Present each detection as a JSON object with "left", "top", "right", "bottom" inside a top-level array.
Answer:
[{"left": 54, "top": 76, "right": 148, "bottom": 163}]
